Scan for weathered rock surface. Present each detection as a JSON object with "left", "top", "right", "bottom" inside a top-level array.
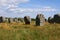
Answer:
[
  {"left": 53, "top": 14, "right": 60, "bottom": 23},
  {"left": 36, "top": 14, "right": 45, "bottom": 26},
  {"left": 24, "top": 16, "right": 31, "bottom": 24}
]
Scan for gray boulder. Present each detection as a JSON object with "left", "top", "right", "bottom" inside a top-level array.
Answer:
[
  {"left": 13, "top": 18, "right": 18, "bottom": 22},
  {"left": 4, "top": 17, "right": 9, "bottom": 22},
  {"left": 24, "top": 16, "right": 31, "bottom": 24},
  {"left": 45, "top": 19, "right": 48, "bottom": 22},
  {"left": 48, "top": 17, "right": 54, "bottom": 23},
  {"left": 53, "top": 14, "right": 60, "bottom": 23},
  {"left": 18, "top": 18, "right": 24, "bottom": 22},
  {"left": 36, "top": 14, "right": 45, "bottom": 26},
  {"left": 0, "top": 16, "right": 5, "bottom": 23},
  {"left": 8, "top": 18, "right": 13, "bottom": 23}
]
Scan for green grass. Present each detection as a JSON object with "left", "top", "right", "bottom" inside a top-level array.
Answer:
[{"left": 0, "top": 22, "right": 60, "bottom": 40}]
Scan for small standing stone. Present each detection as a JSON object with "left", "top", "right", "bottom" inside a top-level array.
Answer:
[
  {"left": 8, "top": 18, "right": 13, "bottom": 23},
  {"left": 24, "top": 16, "right": 31, "bottom": 24},
  {"left": 0, "top": 16, "right": 5, "bottom": 23},
  {"left": 48, "top": 17, "right": 54, "bottom": 23}
]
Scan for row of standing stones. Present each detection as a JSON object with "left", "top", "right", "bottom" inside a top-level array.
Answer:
[
  {"left": 0, "top": 14, "right": 60, "bottom": 26},
  {"left": 0, "top": 17, "right": 22, "bottom": 23}
]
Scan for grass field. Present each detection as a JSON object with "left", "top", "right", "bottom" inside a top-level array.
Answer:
[{"left": 0, "top": 22, "right": 60, "bottom": 40}]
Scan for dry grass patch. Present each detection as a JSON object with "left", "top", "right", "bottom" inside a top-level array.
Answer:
[{"left": 0, "top": 22, "right": 60, "bottom": 40}]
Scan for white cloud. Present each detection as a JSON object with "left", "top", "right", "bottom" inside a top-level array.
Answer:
[
  {"left": 0, "top": 0, "right": 57, "bottom": 17},
  {"left": 0, "top": 0, "right": 30, "bottom": 13},
  {"left": 7, "top": 7, "right": 57, "bottom": 14},
  {"left": 0, "top": 0, "right": 29, "bottom": 6},
  {"left": 0, "top": 0, "right": 30, "bottom": 10},
  {"left": 41, "top": 6, "right": 57, "bottom": 12}
]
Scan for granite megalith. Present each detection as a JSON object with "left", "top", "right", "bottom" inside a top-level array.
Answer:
[
  {"left": 36, "top": 14, "right": 45, "bottom": 26},
  {"left": 24, "top": 16, "right": 31, "bottom": 24}
]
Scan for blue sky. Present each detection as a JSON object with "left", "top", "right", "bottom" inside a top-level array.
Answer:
[{"left": 0, "top": 0, "right": 60, "bottom": 19}]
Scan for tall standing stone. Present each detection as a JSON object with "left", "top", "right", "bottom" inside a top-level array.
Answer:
[
  {"left": 24, "top": 16, "right": 31, "bottom": 24},
  {"left": 36, "top": 14, "right": 45, "bottom": 26}
]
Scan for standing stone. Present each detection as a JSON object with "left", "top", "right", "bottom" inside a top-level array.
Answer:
[
  {"left": 36, "top": 14, "right": 45, "bottom": 26},
  {"left": 13, "top": 18, "right": 18, "bottom": 22},
  {"left": 24, "top": 16, "right": 31, "bottom": 24},
  {"left": 18, "top": 18, "right": 23, "bottom": 22},
  {"left": 4, "top": 17, "right": 9, "bottom": 22},
  {"left": 0, "top": 16, "right": 5, "bottom": 23},
  {"left": 8, "top": 18, "right": 13, "bottom": 23},
  {"left": 53, "top": 14, "right": 60, "bottom": 23},
  {"left": 48, "top": 17, "right": 54, "bottom": 23},
  {"left": 45, "top": 19, "right": 48, "bottom": 22}
]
